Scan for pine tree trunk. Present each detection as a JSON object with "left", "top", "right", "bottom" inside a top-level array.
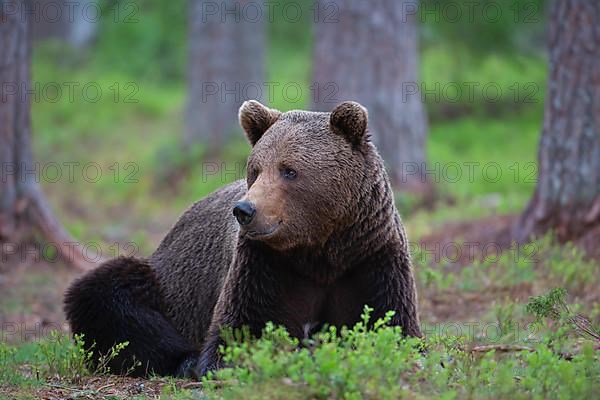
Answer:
[
  {"left": 515, "top": 0, "right": 600, "bottom": 242},
  {"left": 31, "top": 0, "right": 96, "bottom": 46},
  {"left": 0, "top": 0, "right": 92, "bottom": 270},
  {"left": 312, "top": 0, "right": 429, "bottom": 192},
  {"left": 185, "top": 0, "right": 266, "bottom": 153}
]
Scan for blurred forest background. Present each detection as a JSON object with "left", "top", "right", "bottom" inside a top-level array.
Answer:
[
  {"left": 3, "top": 0, "right": 552, "bottom": 253},
  {"left": 1, "top": 0, "right": 599, "bottom": 398}
]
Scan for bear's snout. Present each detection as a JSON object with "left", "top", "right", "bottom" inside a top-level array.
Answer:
[{"left": 233, "top": 201, "right": 256, "bottom": 226}]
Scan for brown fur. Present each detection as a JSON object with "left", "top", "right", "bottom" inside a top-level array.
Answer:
[{"left": 64, "top": 101, "right": 421, "bottom": 378}]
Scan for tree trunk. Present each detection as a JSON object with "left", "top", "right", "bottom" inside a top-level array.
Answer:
[
  {"left": 0, "top": 0, "right": 92, "bottom": 270},
  {"left": 185, "top": 0, "right": 266, "bottom": 153},
  {"left": 515, "top": 0, "right": 600, "bottom": 243},
  {"left": 312, "top": 0, "right": 429, "bottom": 192},
  {"left": 31, "top": 0, "right": 96, "bottom": 47}
]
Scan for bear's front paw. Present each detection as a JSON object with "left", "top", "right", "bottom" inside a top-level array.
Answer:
[
  {"left": 175, "top": 353, "right": 201, "bottom": 380},
  {"left": 197, "top": 351, "right": 221, "bottom": 377}
]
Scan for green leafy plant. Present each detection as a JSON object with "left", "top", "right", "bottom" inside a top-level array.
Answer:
[
  {"left": 196, "top": 304, "right": 600, "bottom": 400},
  {"left": 526, "top": 288, "right": 600, "bottom": 345},
  {"left": 34, "top": 332, "right": 92, "bottom": 382},
  {"left": 0, "top": 342, "right": 22, "bottom": 385},
  {"left": 33, "top": 331, "right": 139, "bottom": 383}
]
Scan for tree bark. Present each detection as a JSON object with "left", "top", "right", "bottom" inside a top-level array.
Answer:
[
  {"left": 30, "top": 0, "right": 96, "bottom": 47},
  {"left": 185, "top": 0, "right": 266, "bottom": 153},
  {"left": 0, "top": 0, "right": 92, "bottom": 270},
  {"left": 515, "top": 0, "right": 600, "bottom": 243},
  {"left": 312, "top": 0, "right": 429, "bottom": 192}
]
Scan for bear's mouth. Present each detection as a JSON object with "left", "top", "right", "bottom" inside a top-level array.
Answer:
[{"left": 243, "top": 221, "right": 282, "bottom": 239}]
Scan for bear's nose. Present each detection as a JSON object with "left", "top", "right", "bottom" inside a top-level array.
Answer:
[{"left": 233, "top": 201, "right": 256, "bottom": 226}]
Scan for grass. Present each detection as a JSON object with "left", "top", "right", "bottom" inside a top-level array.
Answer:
[
  {"left": 413, "top": 233, "right": 600, "bottom": 304},
  {"left": 428, "top": 112, "right": 541, "bottom": 208},
  {"left": 1, "top": 289, "right": 598, "bottom": 399},
  {"left": 2, "top": 228, "right": 599, "bottom": 399}
]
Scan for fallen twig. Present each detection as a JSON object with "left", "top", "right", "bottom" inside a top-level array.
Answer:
[
  {"left": 43, "top": 382, "right": 89, "bottom": 393},
  {"left": 181, "top": 381, "right": 204, "bottom": 389},
  {"left": 467, "top": 344, "right": 535, "bottom": 353},
  {"left": 96, "top": 382, "right": 116, "bottom": 392}
]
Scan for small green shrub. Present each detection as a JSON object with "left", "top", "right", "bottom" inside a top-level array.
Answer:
[
  {"left": 0, "top": 341, "right": 22, "bottom": 385},
  {"left": 201, "top": 306, "right": 600, "bottom": 400},
  {"left": 34, "top": 332, "right": 92, "bottom": 381},
  {"left": 526, "top": 288, "right": 600, "bottom": 348},
  {"left": 31, "top": 331, "right": 138, "bottom": 383}
]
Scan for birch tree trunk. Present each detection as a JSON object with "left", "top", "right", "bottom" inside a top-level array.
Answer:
[
  {"left": 515, "top": 0, "right": 600, "bottom": 242},
  {"left": 0, "top": 0, "right": 92, "bottom": 270},
  {"left": 312, "top": 0, "right": 429, "bottom": 192}
]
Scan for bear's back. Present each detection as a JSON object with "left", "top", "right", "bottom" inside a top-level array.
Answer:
[{"left": 150, "top": 180, "right": 246, "bottom": 345}]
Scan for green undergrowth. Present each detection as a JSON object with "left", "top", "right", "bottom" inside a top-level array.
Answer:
[
  {"left": 2, "top": 291, "right": 599, "bottom": 400},
  {"left": 414, "top": 233, "right": 599, "bottom": 297},
  {"left": 0, "top": 332, "right": 134, "bottom": 389},
  {"left": 201, "top": 304, "right": 599, "bottom": 400}
]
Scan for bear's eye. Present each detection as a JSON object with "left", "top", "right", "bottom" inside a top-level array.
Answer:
[
  {"left": 282, "top": 168, "right": 298, "bottom": 180},
  {"left": 247, "top": 165, "right": 260, "bottom": 187}
]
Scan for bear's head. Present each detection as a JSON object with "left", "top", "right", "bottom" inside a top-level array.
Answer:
[{"left": 235, "top": 100, "right": 375, "bottom": 251}]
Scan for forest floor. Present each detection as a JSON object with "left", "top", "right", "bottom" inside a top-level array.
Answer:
[{"left": 1, "top": 210, "right": 599, "bottom": 399}]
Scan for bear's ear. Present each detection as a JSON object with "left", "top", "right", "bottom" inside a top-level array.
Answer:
[
  {"left": 239, "top": 100, "right": 281, "bottom": 146},
  {"left": 329, "top": 101, "right": 368, "bottom": 145}
]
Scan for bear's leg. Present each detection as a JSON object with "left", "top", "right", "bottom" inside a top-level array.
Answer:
[
  {"left": 64, "top": 256, "right": 199, "bottom": 377},
  {"left": 366, "top": 254, "right": 423, "bottom": 338},
  {"left": 197, "top": 244, "right": 282, "bottom": 376}
]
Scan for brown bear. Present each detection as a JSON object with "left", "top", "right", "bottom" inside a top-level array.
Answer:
[{"left": 64, "top": 100, "right": 422, "bottom": 378}]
